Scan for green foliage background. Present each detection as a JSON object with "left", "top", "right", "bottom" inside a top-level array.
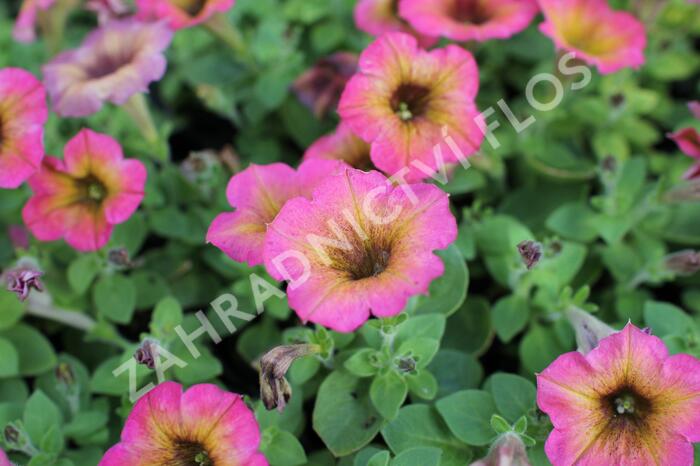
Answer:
[{"left": 0, "top": 0, "right": 699, "bottom": 465}]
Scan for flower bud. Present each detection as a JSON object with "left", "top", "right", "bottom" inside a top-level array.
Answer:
[
  {"left": 134, "top": 339, "right": 159, "bottom": 370},
  {"left": 108, "top": 247, "right": 134, "bottom": 268},
  {"left": 566, "top": 307, "right": 616, "bottom": 355},
  {"left": 664, "top": 250, "right": 700, "bottom": 276},
  {"left": 55, "top": 362, "right": 76, "bottom": 388},
  {"left": 259, "top": 344, "right": 320, "bottom": 412},
  {"left": 517, "top": 240, "right": 542, "bottom": 270},
  {"left": 292, "top": 52, "right": 358, "bottom": 118},
  {"left": 4, "top": 266, "right": 44, "bottom": 302},
  {"left": 470, "top": 432, "right": 531, "bottom": 466}
]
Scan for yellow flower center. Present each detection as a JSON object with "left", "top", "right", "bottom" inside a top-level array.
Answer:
[{"left": 391, "top": 84, "right": 431, "bottom": 121}]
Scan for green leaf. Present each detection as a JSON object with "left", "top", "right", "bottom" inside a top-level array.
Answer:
[
  {"left": 395, "top": 314, "right": 446, "bottom": 347},
  {"left": 24, "top": 390, "right": 63, "bottom": 445},
  {"left": 428, "top": 350, "right": 483, "bottom": 399},
  {"left": 442, "top": 297, "right": 492, "bottom": 355},
  {"left": 67, "top": 254, "right": 102, "bottom": 295},
  {"left": 492, "top": 295, "right": 530, "bottom": 343},
  {"left": 367, "top": 451, "right": 391, "bottom": 466},
  {"left": 313, "top": 371, "right": 382, "bottom": 456},
  {"left": 643, "top": 301, "right": 694, "bottom": 338},
  {"left": 150, "top": 296, "right": 184, "bottom": 337},
  {"left": 490, "top": 414, "right": 511, "bottom": 434},
  {"left": 0, "top": 289, "right": 24, "bottom": 330},
  {"left": 261, "top": 427, "right": 307, "bottom": 466},
  {"left": 546, "top": 203, "right": 599, "bottom": 242},
  {"left": 397, "top": 337, "right": 440, "bottom": 369},
  {"left": 381, "top": 405, "right": 472, "bottom": 466},
  {"left": 390, "top": 447, "right": 442, "bottom": 466},
  {"left": 435, "top": 390, "right": 497, "bottom": 446},
  {"left": 370, "top": 371, "right": 408, "bottom": 421},
  {"left": 488, "top": 373, "right": 536, "bottom": 422},
  {"left": 345, "top": 349, "right": 380, "bottom": 378},
  {"left": 0, "top": 324, "right": 56, "bottom": 376},
  {"left": 519, "top": 324, "right": 569, "bottom": 374},
  {"left": 63, "top": 410, "right": 109, "bottom": 440},
  {"left": 93, "top": 274, "right": 136, "bottom": 324},
  {"left": 0, "top": 337, "right": 19, "bottom": 377},
  {"left": 412, "top": 246, "right": 468, "bottom": 316},
  {"left": 405, "top": 370, "right": 438, "bottom": 400}
]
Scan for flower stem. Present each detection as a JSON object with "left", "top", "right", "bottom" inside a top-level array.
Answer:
[
  {"left": 123, "top": 94, "right": 166, "bottom": 160},
  {"left": 205, "top": 14, "right": 250, "bottom": 61},
  {"left": 25, "top": 299, "right": 96, "bottom": 332}
]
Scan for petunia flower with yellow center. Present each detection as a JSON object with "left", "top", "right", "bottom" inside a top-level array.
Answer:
[
  {"left": 0, "top": 68, "right": 47, "bottom": 189},
  {"left": 99, "top": 382, "right": 268, "bottom": 466},
  {"left": 537, "top": 0, "right": 646, "bottom": 74},
  {"left": 537, "top": 323, "right": 700, "bottom": 465},
  {"left": 338, "top": 32, "right": 484, "bottom": 182},
  {"left": 22, "top": 129, "right": 146, "bottom": 252},
  {"left": 304, "top": 123, "right": 373, "bottom": 171},
  {"left": 399, "top": 0, "right": 539, "bottom": 43},
  {"left": 136, "top": 0, "right": 235, "bottom": 30}
]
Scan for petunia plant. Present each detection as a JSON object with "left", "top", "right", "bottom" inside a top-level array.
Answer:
[{"left": 0, "top": 0, "right": 699, "bottom": 465}]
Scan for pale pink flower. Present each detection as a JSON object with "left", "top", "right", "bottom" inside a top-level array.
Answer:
[
  {"left": 304, "top": 123, "right": 372, "bottom": 170},
  {"left": 355, "top": 0, "right": 438, "bottom": 48},
  {"left": 13, "top": 0, "right": 55, "bottom": 43}
]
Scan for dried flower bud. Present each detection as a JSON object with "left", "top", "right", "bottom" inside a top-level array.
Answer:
[
  {"left": 134, "top": 340, "right": 159, "bottom": 370},
  {"left": 395, "top": 356, "right": 416, "bottom": 374},
  {"left": 665, "top": 250, "right": 700, "bottom": 276},
  {"left": 3, "top": 425, "right": 19, "bottom": 445},
  {"left": 471, "top": 432, "right": 531, "bottom": 466},
  {"left": 292, "top": 52, "right": 358, "bottom": 118},
  {"left": 4, "top": 266, "right": 44, "bottom": 302},
  {"left": 108, "top": 247, "right": 134, "bottom": 268},
  {"left": 55, "top": 362, "right": 76, "bottom": 387},
  {"left": 259, "top": 344, "right": 320, "bottom": 412},
  {"left": 517, "top": 240, "right": 542, "bottom": 270},
  {"left": 566, "top": 307, "right": 616, "bottom": 355}
]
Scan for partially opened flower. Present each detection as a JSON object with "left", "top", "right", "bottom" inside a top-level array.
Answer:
[
  {"left": 207, "top": 159, "right": 348, "bottom": 267},
  {"left": 538, "top": 0, "right": 646, "bottom": 74},
  {"left": 42, "top": 19, "right": 173, "bottom": 117},
  {"left": 338, "top": 32, "right": 483, "bottom": 182},
  {"left": 136, "top": 0, "right": 235, "bottom": 30},
  {"left": 668, "top": 128, "right": 700, "bottom": 179},
  {"left": 537, "top": 323, "right": 700, "bottom": 465},
  {"left": 471, "top": 432, "right": 531, "bottom": 466},
  {"left": 23, "top": 129, "right": 147, "bottom": 252},
  {"left": 400, "top": 0, "right": 539, "bottom": 43},
  {"left": 13, "top": 0, "right": 55, "bottom": 43},
  {"left": 292, "top": 52, "right": 358, "bottom": 119},
  {"left": 355, "top": 0, "right": 437, "bottom": 48},
  {"left": 0, "top": 68, "right": 47, "bottom": 189},
  {"left": 99, "top": 382, "right": 267, "bottom": 466},
  {"left": 304, "top": 123, "right": 372, "bottom": 170},
  {"left": 263, "top": 167, "right": 457, "bottom": 332}
]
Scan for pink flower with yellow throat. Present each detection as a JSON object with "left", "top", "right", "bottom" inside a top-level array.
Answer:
[
  {"left": 354, "top": 0, "right": 438, "bottom": 48},
  {"left": 263, "top": 167, "right": 457, "bottom": 332},
  {"left": 399, "top": 0, "right": 540, "bottom": 43},
  {"left": 207, "top": 159, "right": 349, "bottom": 267},
  {"left": 22, "top": 129, "right": 146, "bottom": 252},
  {"left": 537, "top": 323, "right": 700, "bottom": 466},
  {"left": 538, "top": 0, "right": 646, "bottom": 74},
  {"left": 304, "top": 123, "right": 372, "bottom": 170},
  {"left": 42, "top": 19, "right": 173, "bottom": 117},
  {"left": 13, "top": 0, "right": 56, "bottom": 43},
  {"left": 99, "top": 382, "right": 267, "bottom": 466},
  {"left": 136, "top": 0, "right": 235, "bottom": 30},
  {"left": 0, "top": 68, "right": 47, "bottom": 189},
  {"left": 338, "top": 32, "right": 484, "bottom": 182}
]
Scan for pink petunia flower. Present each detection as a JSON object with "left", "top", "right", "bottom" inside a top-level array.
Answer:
[
  {"left": 99, "top": 382, "right": 268, "bottom": 466},
  {"left": 304, "top": 123, "right": 373, "bottom": 170},
  {"left": 338, "top": 32, "right": 484, "bottom": 182},
  {"left": 0, "top": 68, "right": 47, "bottom": 189},
  {"left": 42, "top": 19, "right": 173, "bottom": 117},
  {"left": 538, "top": 0, "right": 646, "bottom": 74},
  {"left": 292, "top": 52, "right": 358, "bottom": 119},
  {"left": 136, "top": 0, "right": 235, "bottom": 30},
  {"left": 668, "top": 102, "right": 700, "bottom": 179},
  {"left": 22, "top": 129, "right": 147, "bottom": 252},
  {"left": 0, "top": 450, "right": 9, "bottom": 466},
  {"left": 355, "top": 0, "right": 438, "bottom": 48},
  {"left": 86, "top": 0, "right": 132, "bottom": 23},
  {"left": 537, "top": 323, "right": 700, "bottom": 466},
  {"left": 399, "top": 0, "right": 539, "bottom": 43},
  {"left": 207, "top": 159, "right": 348, "bottom": 267},
  {"left": 13, "top": 0, "right": 55, "bottom": 43},
  {"left": 263, "top": 167, "right": 457, "bottom": 332}
]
